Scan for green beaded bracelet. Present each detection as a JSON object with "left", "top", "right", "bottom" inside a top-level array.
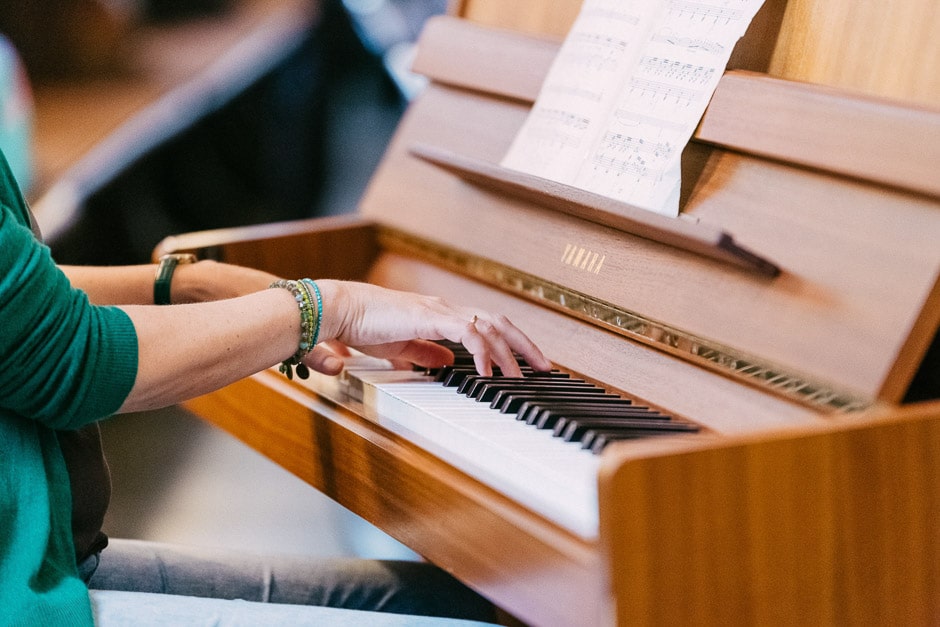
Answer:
[{"left": 270, "top": 279, "right": 322, "bottom": 380}]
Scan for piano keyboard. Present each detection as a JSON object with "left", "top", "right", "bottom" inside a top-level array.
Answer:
[{"left": 296, "top": 343, "right": 699, "bottom": 539}]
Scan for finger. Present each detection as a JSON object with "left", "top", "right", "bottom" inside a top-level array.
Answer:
[
  {"left": 304, "top": 345, "right": 345, "bottom": 376},
  {"left": 453, "top": 312, "right": 551, "bottom": 375},
  {"left": 392, "top": 338, "right": 455, "bottom": 369},
  {"left": 320, "top": 339, "right": 352, "bottom": 357},
  {"left": 471, "top": 317, "right": 522, "bottom": 377},
  {"left": 484, "top": 313, "right": 552, "bottom": 372},
  {"left": 356, "top": 339, "right": 455, "bottom": 370},
  {"left": 453, "top": 318, "right": 493, "bottom": 377}
]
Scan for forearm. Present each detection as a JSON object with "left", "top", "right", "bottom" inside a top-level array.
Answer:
[
  {"left": 117, "top": 286, "right": 303, "bottom": 412},
  {"left": 60, "top": 264, "right": 156, "bottom": 305},
  {"left": 61, "top": 260, "right": 277, "bottom": 305}
]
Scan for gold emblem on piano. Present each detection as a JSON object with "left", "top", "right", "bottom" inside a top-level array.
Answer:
[{"left": 561, "top": 243, "right": 605, "bottom": 274}]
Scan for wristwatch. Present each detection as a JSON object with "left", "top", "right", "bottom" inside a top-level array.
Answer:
[{"left": 154, "top": 253, "right": 197, "bottom": 305}]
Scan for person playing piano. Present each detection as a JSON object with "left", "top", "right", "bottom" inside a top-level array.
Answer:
[{"left": 0, "top": 147, "right": 551, "bottom": 625}]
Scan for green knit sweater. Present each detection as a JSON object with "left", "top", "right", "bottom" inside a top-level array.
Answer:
[{"left": 0, "top": 152, "right": 138, "bottom": 626}]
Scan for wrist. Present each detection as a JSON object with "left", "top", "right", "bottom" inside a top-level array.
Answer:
[
  {"left": 174, "top": 260, "right": 284, "bottom": 303},
  {"left": 269, "top": 278, "right": 324, "bottom": 380},
  {"left": 309, "top": 279, "right": 344, "bottom": 342},
  {"left": 162, "top": 259, "right": 215, "bottom": 304}
]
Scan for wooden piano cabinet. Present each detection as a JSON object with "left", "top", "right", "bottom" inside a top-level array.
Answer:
[
  {"left": 157, "top": 216, "right": 940, "bottom": 626},
  {"left": 600, "top": 401, "right": 940, "bottom": 626}
]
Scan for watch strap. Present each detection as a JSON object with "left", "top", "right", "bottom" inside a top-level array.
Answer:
[{"left": 154, "top": 253, "right": 196, "bottom": 305}]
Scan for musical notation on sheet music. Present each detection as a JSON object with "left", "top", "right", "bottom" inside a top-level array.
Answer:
[
  {"left": 669, "top": 0, "right": 746, "bottom": 24},
  {"left": 518, "top": 108, "right": 588, "bottom": 150},
  {"left": 650, "top": 29, "right": 726, "bottom": 55},
  {"left": 566, "top": 32, "right": 632, "bottom": 72},
  {"left": 629, "top": 77, "right": 700, "bottom": 106},
  {"left": 602, "top": 132, "right": 676, "bottom": 158},
  {"left": 580, "top": 6, "right": 641, "bottom": 26},
  {"left": 501, "top": 0, "right": 766, "bottom": 217},
  {"left": 639, "top": 56, "right": 717, "bottom": 85}
]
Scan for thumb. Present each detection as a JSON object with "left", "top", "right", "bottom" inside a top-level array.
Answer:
[
  {"left": 356, "top": 339, "right": 455, "bottom": 370},
  {"left": 304, "top": 345, "right": 345, "bottom": 376}
]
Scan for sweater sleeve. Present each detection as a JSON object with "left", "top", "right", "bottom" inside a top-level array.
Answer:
[{"left": 0, "top": 203, "right": 138, "bottom": 430}]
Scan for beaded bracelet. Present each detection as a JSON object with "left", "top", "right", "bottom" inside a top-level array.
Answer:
[
  {"left": 269, "top": 279, "right": 323, "bottom": 380},
  {"left": 301, "top": 278, "right": 323, "bottom": 348}
]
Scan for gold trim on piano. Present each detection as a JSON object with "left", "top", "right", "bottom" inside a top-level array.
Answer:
[{"left": 379, "top": 227, "right": 871, "bottom": 414}]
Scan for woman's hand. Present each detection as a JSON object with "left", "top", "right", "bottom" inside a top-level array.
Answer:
[
  {"left": 303, "top": 280, "right": 551, "bottom": 378},
  {"left": 118, "top": 276, "right": 549, "bottom": 413}
]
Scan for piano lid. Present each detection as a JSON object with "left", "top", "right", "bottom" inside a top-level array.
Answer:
[{"left": 359, "top": 16, "right": 940, "bottom": 411}]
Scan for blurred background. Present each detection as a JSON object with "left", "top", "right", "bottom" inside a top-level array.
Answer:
[{"left": 0, "top": 0, "right": 446, "bottom": 560}]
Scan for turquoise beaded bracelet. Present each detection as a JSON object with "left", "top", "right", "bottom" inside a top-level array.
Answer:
[
  {"left": 301, "top": 278, "right": 323, "bottom": 348},
  {"left": 270, "top": 279, "right": 323, "bottom": 380}
]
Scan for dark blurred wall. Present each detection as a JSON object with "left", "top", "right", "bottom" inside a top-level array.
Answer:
[{"left": 2, "top": 1, "right": 440, "bottom": 265}]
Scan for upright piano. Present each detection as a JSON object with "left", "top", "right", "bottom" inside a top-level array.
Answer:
[{"left": 154, "top": 1, "right": 940, "bottom": 624}]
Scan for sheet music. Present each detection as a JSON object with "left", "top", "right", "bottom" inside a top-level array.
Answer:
[{"left": 501, "top": 0, "right": 766, "bottom": 217}]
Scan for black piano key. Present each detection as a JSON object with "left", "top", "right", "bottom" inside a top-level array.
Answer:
[
  {"left": 551, "top": 408, "right": 666, "bottom": 435},
  {"left": 418, "top": 341, "right": 476, "bottom": 376},
  {"left": 437, "top": 339, "right": 466, "bottom": 352},
  {"left": 472, "top": 379, "right": 598, "bottom": 402},
  {"left": 433, "top": 365, "right": 457, "bottom": 383},
  {"left": 442, "top": 365, "right": 542, "bottom": 387},
  {"left": 440, "top": 340, "right": 527, "bottom": 366},
  {"left": 548, "top": 405, "right": 662, "bottom": 422},
  {"left": 519, "top": 400, "right": 638, "bottom": 427},
  {"left": 450, "top": 353, "right": 479, "bottom": 366},
  {"left": 439, "top": 341, "right": 482, "bottom": 361},
  {"left": 430, "top": 340, "right": 555, "bottom": 383},
  {"left": 441, "top": 367, "right": 483, "bottom": 387},
  {"left": 457, "top": 371, "right": 570, "bottom": 395},
  {"left": 439, "top": 366, "right": 487, "bottom": 385},
  {"left": 488, "top": 390, "right": 608, "bottom": 411},
  {"left": 586, "top": 423, "right": 701, "bottom": 453},
  {"left": 557, "top": 417, "right": 677, "bottom": 442},
  {"left": 493, "top": 391, "right": 622, "bottom": 414}
]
